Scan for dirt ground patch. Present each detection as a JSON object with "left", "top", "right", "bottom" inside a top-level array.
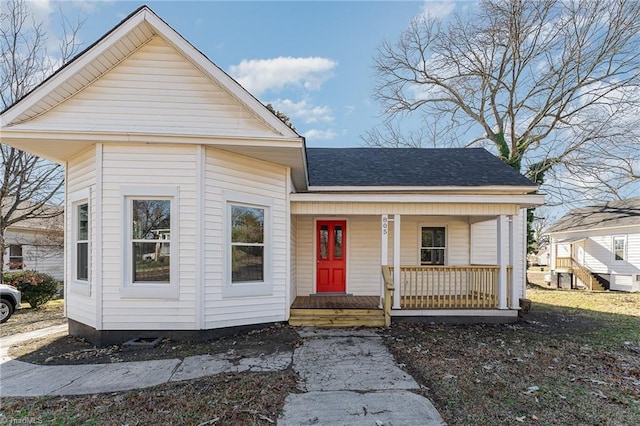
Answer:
[
  {"left": 9, "top": 323, "right": 301, "bottom": 365},
  {"left": 1, "top": 370, "right": 297, "bottom": 425},
  {"left": 0, "top": 299, "right": 66, "bottom": 338},
  {"left": 383, "top": 289, "right": 640, "bottom": 425}
]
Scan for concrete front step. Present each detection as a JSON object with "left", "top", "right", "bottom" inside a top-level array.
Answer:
[{"left": 289, "top": 308, "right": 385, "bottom": 327}]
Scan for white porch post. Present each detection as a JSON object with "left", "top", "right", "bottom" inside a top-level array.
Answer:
[
  {"left": 509, "top": 214, "right": 519, "bottom": 309},
  {"left": 380, "top": 215, "right": 389, "bottom": 307},
  {"left": 393, "top": 214, "right": 401, "bottom": 309},
  {"left": 497, "top": 214, "right": 508, "bottom": 309}
]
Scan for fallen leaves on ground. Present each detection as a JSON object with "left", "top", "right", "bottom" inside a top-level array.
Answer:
[
  {"left": 2, "top": 371, "right": 297, "bottom": 425},
  {"left": 383, "top": 288, "right": 640, "bottom": 425}
]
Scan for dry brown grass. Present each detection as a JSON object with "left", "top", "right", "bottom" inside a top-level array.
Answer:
[
  {"left": 0, "top": 299, "right": 65, "bottom": 337},
  {"left": 384, "top": 289, "right": 640, "bottom": 425},
  {"left": 1, "top": 371, "right": 297, "bottom": 425}
]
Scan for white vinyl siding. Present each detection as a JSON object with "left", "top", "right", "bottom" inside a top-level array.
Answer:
[
  {"left": 15, "top": 37, "right": 277, "bottom": 139},
  {"left": 203, "top": 148, "right": 288, "bottom": 328},
  {"left": 552, "top": 227, "right": 640, "bottom": 276},
  {"left": 348, "top": 217, "right": 383, "bottom": 295},
  {"left": 65, "top": 147, "right": 97, "bottom": 327},
  {"left": 101, "top": 144, "right": 197, "bottom": 330},
  {"left": 470, "top": 219, "right": 498, "bottom": 265},
  {"left": 3, "top": 230, "right": 63, "bottom": 280},
  {"left": 551, "top": 225, "right": 640, "bottom": 292},
  {"left": 296, "top": 216, "right": 315, "bottom": 296}
]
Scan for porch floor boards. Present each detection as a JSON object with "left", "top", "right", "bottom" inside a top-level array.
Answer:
[
  {"left": 291, "top": 295, "right": 380, "bottom": 310},
  {"left": 289, "top": 296, "right": 384, "bottom": 327}
]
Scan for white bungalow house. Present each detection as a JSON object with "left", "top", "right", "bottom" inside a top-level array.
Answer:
[
  {"left": 547, "top": 198, "right": 640, "bottom": 292},
  {"left": 0, "top": 7, "right": 544, "bottom": 345}
]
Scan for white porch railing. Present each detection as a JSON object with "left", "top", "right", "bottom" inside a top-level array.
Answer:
[{"left": 383, "top": 265, "right": 512, "bottom": 309}]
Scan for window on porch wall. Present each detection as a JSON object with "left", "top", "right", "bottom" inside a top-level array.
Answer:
[{"left": 420, "top": 227, "right": 445, "bottom": 265}]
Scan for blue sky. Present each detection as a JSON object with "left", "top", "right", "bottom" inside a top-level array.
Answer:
[{"left": 33, "top": 0, "right": 460, "bottom": 148}]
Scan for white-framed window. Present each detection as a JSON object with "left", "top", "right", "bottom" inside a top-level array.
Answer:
[
  {"left": 420, "top": 226, "right": 446, "bottom": 265},
  {"left": 8, "top": 245, "right": 23, "bottom": 270},
  {"left": 76, "top": 203, "right": 89, "bottom": 281},
  {"left": 69, "top": 189, "right": 90, "bottom": 296},
  {"left": 121, "top": 186, "right": 178, "bottom": 299},
  {"left": 613, "top": 236, "right": 626, "bottom": 262},
  {"left": 224, "top": 191, "right": 272, "bottom": 298}
]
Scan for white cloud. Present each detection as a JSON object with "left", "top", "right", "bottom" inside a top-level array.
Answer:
[
  {"left": 270, "top": 98, "right": 334, "bottom": 124},
  {"left": 229, "top": 56, "right": 337, "bottom": 96},
  {"left": 420, "top": 0, "right": 456, "bottom": 19},
  {"left": 28, "top": 0, "right": 53, "bottom": 21},
  {"left": 303, "top": 129, "right": 337, "bottom": 140}
]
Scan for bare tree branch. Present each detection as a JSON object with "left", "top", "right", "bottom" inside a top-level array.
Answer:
[
  {"left": 365, "top": 0, "right": 640, "bottom": 207},
  {"left": 0, "top": 0, "right": 83, "bottom": 280}
]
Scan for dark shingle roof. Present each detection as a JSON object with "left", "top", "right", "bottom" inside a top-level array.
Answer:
[
  {"left": 305, "top": 148, "right": 536, "bottom": 187},
  {"left": 547, "top": 197, "right": 640, "bottom": 233}
]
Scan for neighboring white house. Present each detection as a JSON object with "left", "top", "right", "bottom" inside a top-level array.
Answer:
[
  {"left": 0, "top": 6, "right": 544, "bottom": 345},
  {"left": 547, "top": 198, "right": 640, "bottom": 292},
  {"left": 3, "top": 210, "right": 64, "bottom": 281}
]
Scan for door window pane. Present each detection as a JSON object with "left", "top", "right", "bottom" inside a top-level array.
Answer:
[
  {"left": 320, "top": 225, "right": 329, "bottom": 260},
  {"left": 334, "top": 226, "right": 343, "bottom": 259}
]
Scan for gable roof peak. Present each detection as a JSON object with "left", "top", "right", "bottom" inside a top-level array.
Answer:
[{"left": 1, "top": 4, "right": 299, "bottom": 139}]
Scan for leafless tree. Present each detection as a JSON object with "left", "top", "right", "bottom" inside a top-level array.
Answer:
[
  {"left": 0, "top": 0, "right": 83, "bottom": 281},
  {"left": 367, "top": 0, "right": 640, "bottom": 207}
]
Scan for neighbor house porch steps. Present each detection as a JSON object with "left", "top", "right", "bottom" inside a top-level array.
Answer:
[{"left": 289, "top": 296, "right": 385, "bottom": 327}]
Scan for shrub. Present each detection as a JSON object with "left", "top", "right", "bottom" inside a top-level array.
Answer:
[{"left": 3, "top": 271, "right": 61, "bottom": 308}]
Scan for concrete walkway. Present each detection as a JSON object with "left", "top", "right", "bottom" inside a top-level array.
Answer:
[
  {"left": 278, "top": 328, "right": 444, "bottom": 425},
  {"left": 1, "top": 326, "right": 444, "bottom": 425},
  {"left": 0, "top": 326, "right": 291, "bottom": 397}
]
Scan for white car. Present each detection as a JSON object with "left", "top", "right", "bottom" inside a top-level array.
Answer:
[{"left": 0, "top": 284, "right": 22, "bottom": 323}]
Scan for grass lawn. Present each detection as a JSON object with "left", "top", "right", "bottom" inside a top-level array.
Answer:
[
  {"left": 0, "top": 299, "right": 66, "bottom": 338},
  {"left": 384, "top": 288, "right": 640, "bottom": 425}
]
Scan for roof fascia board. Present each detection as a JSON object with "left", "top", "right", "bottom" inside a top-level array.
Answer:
[
  {"left": 290, "top": 192, "right": 545, "bottom": 206},
  {"left": 306, "top": 185, "right": 538, "bottom": 193},
  {"left": 141, "top": 10, "right": 300, "bottom": 140},
  {"left": 1, "top": 11, "right": 147, "bottom": 125},
  {"left": 547, "top": 223, "right": 640, "bottom": 236},
  {"left": 0, "top": 129, "right": 303, "bottom": 146}
]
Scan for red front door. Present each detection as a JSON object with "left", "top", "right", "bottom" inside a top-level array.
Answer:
[{"left": 316, "top": 220, "right": 346, "bottom": 293}]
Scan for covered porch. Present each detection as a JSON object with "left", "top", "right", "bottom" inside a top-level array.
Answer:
[{"left": 288, "top": 193, "right": 540, "bottom": 326}]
